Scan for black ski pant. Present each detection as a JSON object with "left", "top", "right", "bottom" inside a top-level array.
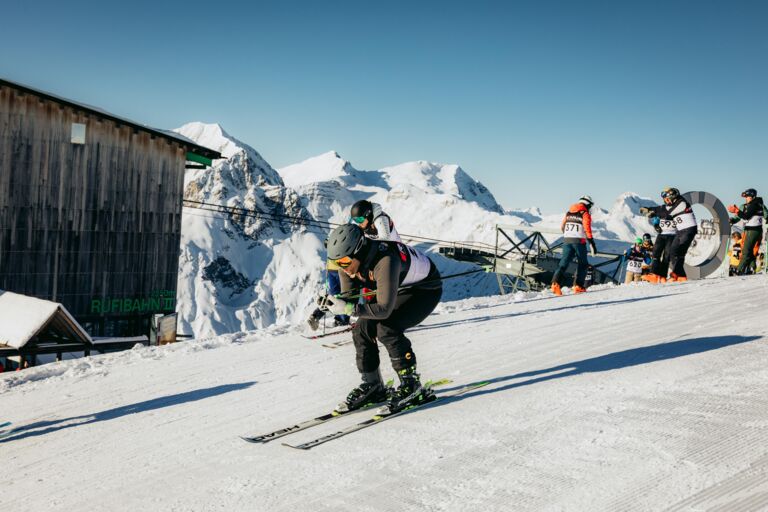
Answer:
[
  {"left": 737, "top": 229, "right": 762, "bottom": 275},
  {"left": 552, "top": 242, "right": 588, "bottom": 287},
  {"left": 352, "top": 287, "right": 442, "bottom": 374},
  {"left": 651, "top": 234, "right": 674, "bottom": 277},
  {"left": 668, "top": 227, "right": 698, "bottom": 278}
]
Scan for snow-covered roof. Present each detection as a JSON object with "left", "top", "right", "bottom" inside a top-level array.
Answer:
[{"left": 0, "top": 291, "right": 92, "bottom": 349}]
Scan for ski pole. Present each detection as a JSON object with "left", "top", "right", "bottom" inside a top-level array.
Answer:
[{"left": 333, "top": 268, "right": 488, "bottom": 301}]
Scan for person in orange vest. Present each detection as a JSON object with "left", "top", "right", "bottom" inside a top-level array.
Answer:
[
  {"left": 728, "top": 188, "right": 764, "bottom": 275},
  {"left": 551, "top": 195, "right": 597, "bottom": 296}
]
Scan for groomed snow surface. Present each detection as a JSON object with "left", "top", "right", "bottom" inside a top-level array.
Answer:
[{"left": 2, "top": 276, "right": 768, "bottom": 511}]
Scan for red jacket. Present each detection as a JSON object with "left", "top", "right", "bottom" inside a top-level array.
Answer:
[{"left": 560, "top": 203, "right": 593, "bottom": 243}]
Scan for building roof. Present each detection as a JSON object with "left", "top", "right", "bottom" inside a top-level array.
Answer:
[
  {"left": 0, "top": 77, "right": 221, "bottom": 161},
  {"left": 0, "top": 290, "right": 92, "bottom": 349}
]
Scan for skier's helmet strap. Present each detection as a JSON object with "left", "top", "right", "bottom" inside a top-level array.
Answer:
[{"left": 327, "top": 224, "right": 367, "bottom": 261}]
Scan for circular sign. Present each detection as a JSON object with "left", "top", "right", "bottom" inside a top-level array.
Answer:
[{"left": 682, "top": 191, "right": 730, "bottom": 279}]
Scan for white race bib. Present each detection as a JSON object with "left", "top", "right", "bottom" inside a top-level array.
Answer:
[
  {"left": 745, "top": 216, "right": 763, "bottom": 228},
  {"left": 627, "top": 259, "right": 643, "bottom": 274},
  {"left": 564, "top": 222, "right": 585, "bottom": 238},
  {"left": 659, "top": 218, "right": 677, "bottom": 234},
  {"left": 401, "top": 246, "right": 432, "bottom": 286},
  {"left": 674, "top": 212, "right": 697, "bottom": 230}
]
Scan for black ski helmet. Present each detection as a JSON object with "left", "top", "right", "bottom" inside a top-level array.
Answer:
[
  {"left": 350, "top": 200, "right": 373, "bottom": 224},
  {"left": 642, "top": 233, "right": 652, "bottom": 243},
  {"left": 661, "top": 187, "right": 680, "bottom": 200},
  {"left": 742, "top": 188, "right": 757, "bottom": 198},
  {"left": 326, "top": 224, "right": 367, "bottom": 260}
]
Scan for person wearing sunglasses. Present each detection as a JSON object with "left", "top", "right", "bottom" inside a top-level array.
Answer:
[
  {"left": 640, "top": 187, "right": 697, "bottom": 283},
  {"left": 727, "top": 188, "right": 764, "bottom": 275},
  {"left": 349, "top": 199, "right": 401, "bottom": 243},
  {"left": 321, "top": 224, "right": 441, "bottom": 415}
]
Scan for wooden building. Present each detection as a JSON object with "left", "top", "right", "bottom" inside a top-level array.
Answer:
[{"left": 0, "top": 78, "right": 220, "bottom": 337}]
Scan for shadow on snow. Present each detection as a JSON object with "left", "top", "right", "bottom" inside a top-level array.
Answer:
[
  {"left": 0, "top": 382, "right": 255, "bottom": 443},
  {"left": 434, "top": 335, "right": 760, "bottom": 401}
]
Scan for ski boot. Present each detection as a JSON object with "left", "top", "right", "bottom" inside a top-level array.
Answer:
[
  {"left": 333, "top": 315, "right": 351, "bottom": 327},
  {"left": 384, "top": 366, "right": 435, "bottom": 415},
  {"left": 335, "top": 370, "right": 389, "bottom": 413},
  {"left": 642, "top": 273, "right": 661, "bottom": 284},
  {"left": 307, "top": 308, "right": 324, "bottom": 331},
  {"left": 551, "top": 282, "right": 562, "bottom": 296},
  {"left": 573, "top": 285, "right": 587, "bottom": 294}
]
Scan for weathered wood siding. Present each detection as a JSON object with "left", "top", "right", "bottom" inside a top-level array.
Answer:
[{"left": 0, "top": 84, "right": 187, "bottom": 334}]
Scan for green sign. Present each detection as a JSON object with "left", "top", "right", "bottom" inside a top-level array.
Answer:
[
  {"left": 186, "top": 151, "right": 213, "bottom": 167},
  {"left": 91, "top": 290, "right": 176, "bottom": 314}
]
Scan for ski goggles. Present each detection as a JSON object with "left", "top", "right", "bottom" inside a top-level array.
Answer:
[
  {"left": 350, "top": 216, "right": 367, "bottom": 224},
  {"left": 332, "top": 256, "right": 354, "bottom": 268}
]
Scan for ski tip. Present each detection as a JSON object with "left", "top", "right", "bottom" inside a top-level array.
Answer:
[
  {"left": 281, "top": 442, "right": 310, "bottom": 450},
  {"left": 240, "top": 436, "right": 267, "bottom": 444}
]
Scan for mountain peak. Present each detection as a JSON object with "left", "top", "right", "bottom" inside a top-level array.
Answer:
[{"left": 277, "top": 151, "right": 356, "bottom": 188}]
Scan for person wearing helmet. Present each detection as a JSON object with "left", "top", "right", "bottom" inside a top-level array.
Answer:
[
  {"left": 551, "top": 195, "right": 597, "bottom": 296},
  {"left": 639, "top": 187, "right": 697, "bottom": 282},
  {"left": 349, "top": 199, "right": 401, "bottom": 243},
  {"left": 639, "top": 203, "right": 677, "bottom": 281},
  {"left": 727, "top": 188, "right": 764, "bottom": 275},
  {"left": 320, "top": 224, "right": 441, "bottom": 414},
  {"left": 624, "top": 238, "right": 650, "bottom": 283},
  {"left": 641, "top": 233, "right": 654, "bottom": 253}
]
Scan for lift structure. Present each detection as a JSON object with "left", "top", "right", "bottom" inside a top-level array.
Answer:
[{"left": 439, "top": 225, "right": 624, "bottom": 294}]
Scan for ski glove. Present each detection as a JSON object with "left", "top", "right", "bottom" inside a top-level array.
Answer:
[
  {"left": 639, "top": 207, "right": 650, "bottom": 215},
  {"left": 729, "top": 217, "right": 740, "bottom": 225},
  {"left": 588, "top": 238, "right": 597, "bottom": 257},
  {"left": 325, "top": 296, "right": 355, "bottom": 317},
  {"left": 727, "top": 204, "right": 740, "bottom": 215}
]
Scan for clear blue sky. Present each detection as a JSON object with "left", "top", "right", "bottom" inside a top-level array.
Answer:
[{"left": 2, "top": 0, "right": 766, "bottom": 213}]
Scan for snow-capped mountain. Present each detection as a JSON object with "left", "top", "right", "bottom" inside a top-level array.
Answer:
[{"left": 174, "top": 123, "right": 657, "bottom": 338}]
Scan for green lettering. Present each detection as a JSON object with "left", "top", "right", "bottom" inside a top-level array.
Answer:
[
  {"left": 91, "top": 299, "right": 102, "bottom": 314},
  {"left": 111, "top": 299, "right": 121, "bottom": 313},
  {"left": 151, "top": 298, "right": 161, "bottom": 311},
  {"left": 163, "top": 298, "right": 175, "bottom": 311}
]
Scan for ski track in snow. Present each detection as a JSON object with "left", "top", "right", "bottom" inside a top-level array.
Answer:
[{"left": 1, "top": 276, "right": 768, "bottom": 511}]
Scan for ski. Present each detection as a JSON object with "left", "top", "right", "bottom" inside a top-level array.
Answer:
[
  {"left": 241, "top": 378, "right": 452, "bottom": 444},
  {"left": 320, "top": 338, "right": 353, "bottom": 349},
  {"left": 301, "top": 325, "right": 354, "bottom": 341},
  {"left": 0, "top": 421, "right": 12, "bottom": 440},
  {"left": 282, "top": 380, "right": 490, "bottom": 450}
]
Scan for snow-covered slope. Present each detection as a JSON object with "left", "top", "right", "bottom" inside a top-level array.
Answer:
[
  {"left": 3, "top": 276, "right": 768, "bottom": 511},
  {"left": 173, "top": 123, "right": 659, "bottom": 338}
]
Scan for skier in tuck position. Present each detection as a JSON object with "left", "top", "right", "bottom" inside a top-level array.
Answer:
[
  {"left": 551, "top": 195, "right": 598, "bottom": 296},
  {"left": 640, "top": 187, "right": 697, "bottom": 283},
  {"left": 728, "top": 188, "right": 764, "bottom": 275},
  {"left": 320, "top": 224, "right": 441, "bottom": 414},
  {"left": 349, "top": 199, "right": 402, "bottom": 242}
]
